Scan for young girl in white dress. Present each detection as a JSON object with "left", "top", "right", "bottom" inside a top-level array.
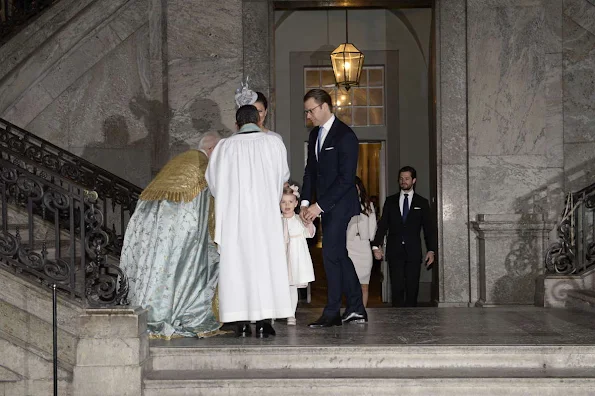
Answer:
[{"left": 281, "top": 184, "right": 315, "bottom": 325}]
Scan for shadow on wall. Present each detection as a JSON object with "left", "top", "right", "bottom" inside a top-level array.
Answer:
[
  {"left": 130, "top": 94, "right": 187, "bottom": 167},
  {"left": 189, "top": 97, "right": 233, "bottom": 138},
  {"left": 503, "top": 158, "right": 595, "bottom": 306},
  {"left": 513, "top": 158, "right": 595, "bottom": 224},
  {"left": 80, "top": 97, "right": 232, "bottom": 186},
  {"left": 493, "top": 237, "right": 541, "bottom": 304},
  {"left": 81, "top": 114, "right": 154, "bottom": 187}
]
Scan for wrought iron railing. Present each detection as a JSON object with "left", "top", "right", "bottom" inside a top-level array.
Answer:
[
  {"left": 0, "top": 0, "right": 60, "bottom": 44},
  {"left": 545, "top": 183, "right": 595, "bottom": 275},
  {"left": 0, "top": 118, "right": 141, "bottom": 306}
]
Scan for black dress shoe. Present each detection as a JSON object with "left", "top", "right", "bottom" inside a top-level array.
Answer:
[
  {"left": 342, "top": 311, "right": 368, "bottom": 324},
  {"left": 235, "top": 323, "right": 252, "bottom": 337},
  {"left": 255, "top": 321, "right": 276, "bottom": 338},
  {"left": 308, "top": 315, "right": 342, "bottom": 328}
]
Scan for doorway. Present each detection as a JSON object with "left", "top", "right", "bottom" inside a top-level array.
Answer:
[
  {"left": 306, "top": 141, "right": 388, "bottom": 308},
  {"left": 277, "top": 6, "right": 437, "bottom": 307}
]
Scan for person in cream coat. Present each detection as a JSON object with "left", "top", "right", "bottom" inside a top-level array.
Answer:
[{"left": 346, "top": 177, "right": 377, "bottom": 307}]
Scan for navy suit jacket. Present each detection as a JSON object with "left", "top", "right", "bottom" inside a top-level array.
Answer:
[{"left": 302, "top": 117, "right": 360, "bottom": 219}]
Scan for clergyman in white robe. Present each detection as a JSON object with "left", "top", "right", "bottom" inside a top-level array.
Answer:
[{"left": 206, "top": 122, "right": 293, "bottom": 322}]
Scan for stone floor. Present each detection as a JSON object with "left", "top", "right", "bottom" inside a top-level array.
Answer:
[{"left": 150, "top": 306, "right": 595, "bottom": 347}]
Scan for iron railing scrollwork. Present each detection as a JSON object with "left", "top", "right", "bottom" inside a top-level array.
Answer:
[
  {"left": 545, "top": 184, "right": 595, "bottom": 275},
  {"left": 0, "top": 118, "right": 139, "bottom": 306}
]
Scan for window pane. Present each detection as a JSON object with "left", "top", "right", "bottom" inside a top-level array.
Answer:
[
  {"left": 353, "top": 107, "right": 367, "bottom": 126},
  {"left": 304, "top": 66, "right": 384, "bottom": 129},
  {"left": 321, "top": 69, "right": 335, "bottom": 87},
  {"left": 326, "top": 88, "right": 337, "bottom": 106},
  {"left": 336, "top": 106, "right": 352, "bottom": 125},
  {"left": 369, "top": 108, "right": 384, "bottom": 125},
  {"left": 368, "top": 69, "right": 383, "bottom": 86},
  {"left": 306, "top": 70, "right": 320, "bottom": 87},
  {"left": 336, "top": 89, "right": 352, "bottom": 107},
  {"left": 369, "top": 88, "right": 383, "bottom": 106},
  {"left": 352, "top": 88, "right": 367, "bottom": 106},
  {"left": 358, "top": 69, "right": 368, "bottom": 87}
]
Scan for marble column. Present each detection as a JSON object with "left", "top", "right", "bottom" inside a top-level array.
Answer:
[
  {"left": 165, "top": 0, "right": 242, "bottom": 156},
  {"left": 472, "top": 214, "right": 555, "bottom": 306},
  {"left": 435, "top": 0, "right": 471, "bottom": 306},
  {"left": 242, "top": 0, "right": 275, "bottom": 128}
]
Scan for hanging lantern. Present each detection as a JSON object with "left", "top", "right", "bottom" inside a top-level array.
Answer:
[
  {"left": 331, "top": 43, "right": 364, "bottom": 91},
  {"left": 330, "top": 10, "right": 364, "bottom": 91}
]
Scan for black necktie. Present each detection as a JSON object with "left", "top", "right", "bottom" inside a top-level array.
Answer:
[{"left": 402, "top": 193, "right": 409, "bottom": 222}]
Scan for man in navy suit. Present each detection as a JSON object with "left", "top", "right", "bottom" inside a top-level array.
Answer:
[
  {"left": 372, "top": 166, "right": 437, "bottom": 307},
  {"left": 300, "top": 89, "right": 367, "bottom": 327}
]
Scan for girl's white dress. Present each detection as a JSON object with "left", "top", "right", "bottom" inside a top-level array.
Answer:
[
  {"left": 283, "top": 214, "right": 315, "bottom": 287},
  {"left": 347, "top": 205, "right": 377, "bottom": 284}
]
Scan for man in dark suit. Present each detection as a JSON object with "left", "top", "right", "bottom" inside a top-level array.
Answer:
[
  {"left": 300, "top": 89, "right": 367, "bottom": 327},
  {"left": 372, "top": 166, "right": 437, "bottom": 307}
]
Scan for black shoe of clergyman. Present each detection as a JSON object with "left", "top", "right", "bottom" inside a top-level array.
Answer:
[
  {"left": 308, "top": 315, "right": 342, "bottom": 328},
  {"left": 235, "top": 323, "right": 252, "bottom": 337},
  {"left": 342, "top": 311, "right": 368, "bottom": 324},
  {"left": 255, "top": 321, "right": 276, "bottom": 338}
]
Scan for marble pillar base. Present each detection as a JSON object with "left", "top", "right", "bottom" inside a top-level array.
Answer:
[
  {"left": 538, "top": 267, "right": 595, "bottom": 308},
  {"left": 73, "top": 307, "right": 149, "bottom": 396},
  {"left": 471, "top": 214, "right": 555, "bottom": 306}
]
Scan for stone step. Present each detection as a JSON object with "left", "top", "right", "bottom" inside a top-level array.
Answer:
[
  {"left": 143, "top": 368, "right": 595, "bottom": 396},
  {"left": 149, "top": 345, "right": 595, "bottom": 371},
  {"left": 565, "top": 289, "right": 595, "bottom": 313}
]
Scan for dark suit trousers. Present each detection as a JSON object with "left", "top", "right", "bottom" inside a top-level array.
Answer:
[
  {"left": 321, "top": 212, "right": 365, "bottom": 317},
  {"left": 388, "top": 249, "right": 421, "bottom": 307}
]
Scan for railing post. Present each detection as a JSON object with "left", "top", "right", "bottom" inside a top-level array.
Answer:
[
  {"left": 73, "top": 307, "right": 149, "bottom": 396},
  {"left": 52, "top": 283, "right": 58, "bottom": 396}
]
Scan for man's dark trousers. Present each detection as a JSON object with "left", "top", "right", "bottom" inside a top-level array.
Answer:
[{"left": 321, "top": 211, "right": 364, "bottom": 317}]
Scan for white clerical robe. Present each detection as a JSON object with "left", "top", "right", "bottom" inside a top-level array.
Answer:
[{"left": 206, "top": 126, "right": 292, "bottom": 322}]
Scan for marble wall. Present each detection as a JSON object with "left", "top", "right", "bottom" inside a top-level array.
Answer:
[
  {"left": 464, "top": 0, "right": 566, "bottom": 305},
  {"left": 563, "top": 0, "right": 595, "bottom": 192},
  {"left": 165, "top": 0, "right": 241, "bottom": 159},
  {"left": 0, "top": 0, "right": 243, "bottom": 187}
]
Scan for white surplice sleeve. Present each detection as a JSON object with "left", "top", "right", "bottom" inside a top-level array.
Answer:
[
  {"left": 280, "top": 142, "right": 290, "bottom": 183},
  {"left": 205, "top": 141, "right": 224, "bottom": 197}
]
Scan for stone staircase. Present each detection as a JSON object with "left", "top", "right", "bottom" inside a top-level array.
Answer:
[
  {"left": 566, "top": 289, "right": 595, "bottom": 313},
  {"left": 141, "top": 307, "right": 595, "bottom": 396},
  {"left": 144, "top": 344, "right": 595, "bottom": 395}
]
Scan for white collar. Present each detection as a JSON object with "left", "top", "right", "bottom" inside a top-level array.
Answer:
[
  {"left": 400, "top": 189, "right": 414, "bottom": 197},
  {"left": 320, "top": 114, "right": 335, "bottom": 132}
]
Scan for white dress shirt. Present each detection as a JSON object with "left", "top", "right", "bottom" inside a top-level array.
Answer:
[
  {"left": 315, "top": 115, "right": 335, "bottom": 161},
  {"left": 301, "top": 115, "right": 336, "bottom": 209}
]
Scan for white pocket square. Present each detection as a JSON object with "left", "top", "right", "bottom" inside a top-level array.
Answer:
[
  {"left": 413, "top": 207, "right": 421, "bottom": 210},
  {"left": 324, "top": 147, "right": 334, "bottom": 150}
]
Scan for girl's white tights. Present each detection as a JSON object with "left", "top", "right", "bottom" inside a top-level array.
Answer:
[{"left": 290, "top": 285, "right": 298, "bottom": 316}]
